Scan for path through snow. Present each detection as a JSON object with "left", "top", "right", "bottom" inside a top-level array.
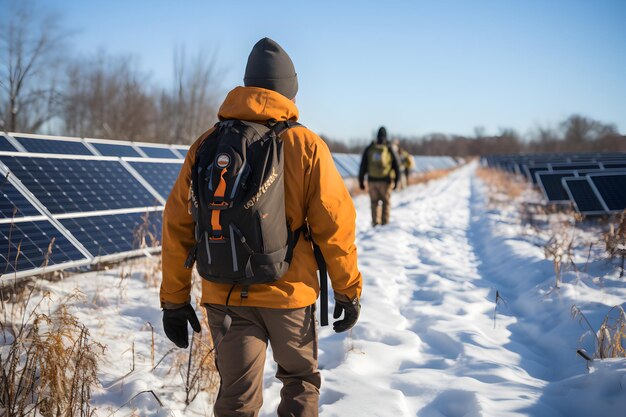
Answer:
[
  {"left": 18, "top": 162, "right": 625, "bottom": 416},
  {"left": 259, "top": 162, "right": 626, "bottom": 417}
]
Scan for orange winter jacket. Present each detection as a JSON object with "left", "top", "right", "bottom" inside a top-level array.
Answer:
[{"left": 160, "top": 86, "right": 362, "bottom": 309}]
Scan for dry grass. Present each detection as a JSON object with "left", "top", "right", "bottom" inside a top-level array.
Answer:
[
  {"left": 0, "top": 286, "right": 104, "bottom": 416},
  {"left": 408, "top": 167, "right": 457, "bottom": 186},
  {"left": 604, "top": 210, "right": 626, "bottom": 277},
  {"left": 170, "top": 298, "right": 219, "bottom": 407},
  {"left": 349, "top": 165, "right": 462, "bottom": 197},
  {"left": 543, "top": 226, "right": 575, "bottom": 288},
  {"left": 572, "top": 305, "right": 626, "bottom": 360},
  {"left": 476, "top": 166, "right": 526, "bottom": 203},
  {"left": 133, "top": 211, "right": 162, "bottom": 288}
]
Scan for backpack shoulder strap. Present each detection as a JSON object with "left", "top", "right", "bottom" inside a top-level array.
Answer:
[{"left": 267, "top": 120, "right": 302, "bottom": 138}]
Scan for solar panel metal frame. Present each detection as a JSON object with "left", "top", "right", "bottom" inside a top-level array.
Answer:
[
  {"left": 0, "top": 151, "right": 169, "bottom": 280},
  {"left": 601, "top": 160, "right": 626, "bottom": 169},
  {"left": 170, "top": 146, "right": 188, "bottom": 159},
  {"left": 0, "top": 151, "right": 165, "bottom": 213},
  {"left": 523, "top": 164, "right": 550, "bottom": 184},
  {"left": 586, "top": 172, "right": 626, "bottom": 213},
  {"left": 84, "top": 137, "right": 145, "bottom": 158},
  {"left": 0, "top": 133, "right": 21, "bottom": 152},
  {"left": 121, "top": 157, "right": 183, "bottom": 201},
  {"left": 9, "top": 132, "right": 94, "bottom": 155},
  {"left": 561, "top": 177, "right": 608, "bottom": 215},
  {"left": 133, "top": 140, "right": 181, "bottom": 159},
  {"left": 535, "top": 170, "right": 578, "bottom": 203},
  {"left": 549, "top": 162, "right": 601, "bottom": 171},
  {"left": 0, "top": 161, "right": 94, "bottom": 280},
  {"left": 55, "top": 206, "right": 163, "bottom": 265}
]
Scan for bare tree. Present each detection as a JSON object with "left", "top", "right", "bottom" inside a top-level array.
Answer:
[
  {"left": 560, "top": 114, "right": 620, "bottom": 152},
  {"left": 0, "top": 0, "right": 69, "bottom": 133},
  {"left": 155, "top": 47, "right": 221, "bottom": 144},
  {"left": 63, "top": 52, "right": 156, "bottom": 140}
]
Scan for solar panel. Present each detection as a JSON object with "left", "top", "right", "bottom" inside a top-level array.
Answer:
[
  {"left": 536, "top": 171, "right": 576, "bottom": 202},
  {"left": 0, "top": 135, "right": 17, "bottom": 152},
  {"left": 0, "top": 176, "right": 41, "bottom": 219},
  {"left": 128, "top": 160, "right": 182, "bottom": 199},
  {"left": 524, "top": 165, "right": 550, "bottom": 184},
  {"left": 333, "top": 154, "right": 359, "bottom": 177},
  {"left": 331, "top": 156, "right": 352, "bottom": 178},
  {"left": 551, "top": 163, "right": 600, "bottom": 171},
  {"left": 171, "top": 146, "right": 189, "bottom": 159},
  {"left": 602, "top": 162, "right": 626, "bottom": 169},
  {"left": 562, "top": 177, "right": 606, "bottom": 214},
  {"left": 138, "top": 146, "right": 179, "bottom": 159},
  {"left": 60, "top": 211, "right": 162, "bottom": 257},
  {"left": 92, "top": 142, "right": 142, "bottom": 157},
  {"left": 0, "top": 220, "right": 86, "bottom": 276},
  {"left": 344, "top": 154, "right": 362, "bottom": 175},
  {"left": 13, "top": 135, "right": 93, "bottom": 155},
  {"left": 588, "top": 174, "right": 626, "bottom": 212},
  {"left": 0, "top": 155, "right": 160, "bottom": 214}
]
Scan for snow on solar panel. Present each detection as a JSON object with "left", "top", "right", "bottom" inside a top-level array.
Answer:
[
  {"left": 588, "top": 174, "right": 626, "bottom": 212},
  {"left": 562, "top": 177, "right": 606, "bottom": 214},
  {"left": 60, "top": 210, "right": 162, "bottom": 257},
  {"left": 13, "top": 135, "right": 93, "bottom": 155},
  {"left": 92, "top": 142, "right": 142, "bottom": 157},
  {"left": 0, "top": 155, "right": 160, "bottom": 214},
  {"left": 0, "top": 220, "right": 86, "bottom": 276},
  {"left": 0, "top": 135, "right": 17, "bottom": 152},
  {"left": 128, "top": 160, "right": 182, "bottom": 199},
  {"left": 138, "top": 146, "right": 179, "bottom": 159}
]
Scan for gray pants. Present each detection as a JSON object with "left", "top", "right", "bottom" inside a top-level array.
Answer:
[
  {"left": 368, "top": 181, "right": 393, "bottom": 225},
  {"left": 205, "top": 304, "right": 320, "bottom": 417}
]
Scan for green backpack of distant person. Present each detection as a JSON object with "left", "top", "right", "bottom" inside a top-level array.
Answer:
[{"left": 367, "top": 144, "right": 393, "bottom": 178}]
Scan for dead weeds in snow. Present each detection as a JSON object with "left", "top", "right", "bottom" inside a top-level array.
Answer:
[
  {"left": 604, "top": 210, "right": 626, "bottom": 278},
  {"left": 572, "top": 305, "right": 626, "bottom": 360},
  {"left": 0, "top": 285, "right": 104, "bottom": 416}
]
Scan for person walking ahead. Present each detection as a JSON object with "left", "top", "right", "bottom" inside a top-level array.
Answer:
[
  {"left": 359, "top": 126, "right": 400, "bottom": 226},
  {"left": 160, "top": 38, "right": 363, "bottom": 417}
]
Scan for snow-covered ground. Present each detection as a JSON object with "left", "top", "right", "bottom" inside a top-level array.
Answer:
[{"left": 4, "top": 162, "right": 626, "bottom": 416}]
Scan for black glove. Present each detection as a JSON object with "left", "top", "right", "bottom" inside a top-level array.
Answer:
[
  {"left": 359, "top": 182, "right": 365, "bottom": 191},
  {"left": 333, "top": 296, "right": 360, "bottom": 333},
  {"left": 163, "top": 304, "right": 201, "bottom": 348}
]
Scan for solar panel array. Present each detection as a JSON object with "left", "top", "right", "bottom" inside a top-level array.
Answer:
[
  {"left": 482, "top": 152, "right": 626, "bottom": 216},
  {"left": 1, "top": 131, "right": 457, "bottom": 280},
  {"left": 331, "top": 153, "right": 458, "bottom": 179},
  {"left": 0, "top": 132, "right": 186, "bottom": 280}
]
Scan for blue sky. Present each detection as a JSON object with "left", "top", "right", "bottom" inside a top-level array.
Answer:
[{"left": 44, "top": 0, "right": 625, "bottom": 141}]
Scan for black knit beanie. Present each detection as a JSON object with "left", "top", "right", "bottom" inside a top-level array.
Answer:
[
  {"left": 244, "top": 38, "right": 298, "bottom": 99},
  {"left": 377, "top": 126, "right": 388, "bottom": 144}
]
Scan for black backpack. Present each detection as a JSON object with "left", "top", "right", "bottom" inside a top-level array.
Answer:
[
  {"left": 184, "top": 119, "right": 296, "bottom": 284},
  {"left": 184, "top": 119, "right": 329, "bottom": 325}
]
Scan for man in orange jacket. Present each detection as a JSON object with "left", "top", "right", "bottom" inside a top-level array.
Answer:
[{"left": 160, "top": 38, "right": 363, "bottom": 417}]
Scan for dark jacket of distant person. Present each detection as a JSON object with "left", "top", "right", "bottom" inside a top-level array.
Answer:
[{"left": 358, "top": 127, "right": 401, "bottom": 189}]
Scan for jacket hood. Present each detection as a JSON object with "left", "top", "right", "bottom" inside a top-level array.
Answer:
[{"left": 218, "top": 86, "right": 299, "bottom": 123}]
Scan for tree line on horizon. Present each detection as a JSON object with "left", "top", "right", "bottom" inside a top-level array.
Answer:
[
  {"left": 1, "top": 0, "right": 624, "bottom": 156},
  {"left": 322, "top": 115, "right": 626, "bottom": 157}
]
